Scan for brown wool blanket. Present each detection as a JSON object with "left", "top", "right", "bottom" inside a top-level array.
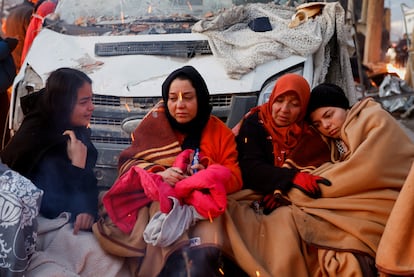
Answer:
[{"left": 221, "top": 98, "right": 414, "bottom": 276}]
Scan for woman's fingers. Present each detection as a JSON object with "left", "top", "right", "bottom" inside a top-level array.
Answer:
[
  {"left": 73, "top": 213, "right": 94, "bottom": 235},
  {"left": 63, "top": 130, "right": 76, "bottom": 141},
  {"left": 156, "top": 167, "right": 186, "bottom": 186},
  {"left": 63, "top": 130, "right": 87, "bottom": 168}
]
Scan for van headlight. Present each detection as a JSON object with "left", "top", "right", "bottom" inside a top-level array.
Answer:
[
  {"left": 121, "top": 116, "right": 142, "bottom": 135},
  {"left": 257, "top": 79, "right": 277, "bottom": 105},
  {"left": 257, "top": 65, "right": 308, "bottom": 105},
  {"left": 11, "top": 65, "right": 44, "bottom": 132}
]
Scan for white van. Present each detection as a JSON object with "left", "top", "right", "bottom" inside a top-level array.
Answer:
[{"left": 10, "top": 0, "right": 352, "bottom": 188}]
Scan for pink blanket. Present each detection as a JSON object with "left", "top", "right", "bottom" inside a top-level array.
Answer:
[{"left": 103, "top": 153, "right": 230, "bottom": 234}]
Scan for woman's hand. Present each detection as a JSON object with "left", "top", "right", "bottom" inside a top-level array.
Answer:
[
  {"left": 190, "top": 163, "right": 205, "bottom": 175},
  {"left": 63, "top": 130, "right": 87, "bottom": 169},
  {"left": 73, "top": 213, "right": 94, "bottom": 235},
  {"left": 156, "top": 167, "right": 186, "bottom": 186}
]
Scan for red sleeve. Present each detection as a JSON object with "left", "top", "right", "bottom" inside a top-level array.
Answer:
[{"left": 200, "top": 117, "right": 243, "bottom": 193}]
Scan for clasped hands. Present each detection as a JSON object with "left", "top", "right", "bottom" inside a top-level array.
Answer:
[
  {"left": 260, "top": 172, "right": 331, "bottom": 214},
  {"left": 157, "top": 149, "right": 205, "bottom": 186}
]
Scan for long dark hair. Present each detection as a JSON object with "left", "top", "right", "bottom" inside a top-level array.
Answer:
[
  {"left": 42, "top": 67, "right": 92, "bottom": 130},
  {"left": 0, "top": 67, "right": 95, "bottom": 177}
]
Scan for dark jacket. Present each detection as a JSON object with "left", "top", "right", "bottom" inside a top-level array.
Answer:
[
  {"left": 0, "top": 37, "right": 16, "bottom": 93},
  {"left": 30, "top": 127, "right": 98, "bottom": 221},
  {"left": 236, "top": 111, "right": 296, "bottom": 194},
  {"left": 1, "top": 93, "right": 98, "bottom": 222}
]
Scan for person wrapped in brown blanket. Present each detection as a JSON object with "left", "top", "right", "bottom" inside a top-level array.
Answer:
[
  {"left": 93, "top": 65, "right": 245, "bottom": 276},
  {"left": 221, "top": 83, "right": 414, "bottom": 277}
]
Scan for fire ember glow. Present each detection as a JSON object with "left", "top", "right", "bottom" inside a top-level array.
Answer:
[{"left": 124, "top": 103, "right": 131, "bottom": 112}]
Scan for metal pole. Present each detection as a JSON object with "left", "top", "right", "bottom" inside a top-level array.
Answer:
[
  {"left": 352, "top": 0, "right": 366, "bottom": 96},
  {"left": 401, "top": 4, "right": 412, "bottom": 48},
  {"left": 0, "top": 0, "right": 4, "bottom": 18}
]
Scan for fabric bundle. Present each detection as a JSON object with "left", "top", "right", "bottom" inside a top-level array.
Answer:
[
  {"left": 103, "top": 149, "right": 230, "bottom": 244},
  {"left": 192, "top": 2, "right": 356, "bottom": 104},
  {"left": 143, "top": 197, "right": 204, "bottom": 247}
]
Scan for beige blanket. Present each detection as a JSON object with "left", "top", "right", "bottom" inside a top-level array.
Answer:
[
  {"left": 221, "top": 98, "right": 414, "bottom": 276},
  {"left": 26, "top": 213, "right": 129, "bottom": 277}
]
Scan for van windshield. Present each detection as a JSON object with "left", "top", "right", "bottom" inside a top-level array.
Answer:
[
  {"left": 51, "top": 0, "right": 303, "bottom": 35},
  {"left": 55, "top": 0, "right": 283, "bottom": 24}
]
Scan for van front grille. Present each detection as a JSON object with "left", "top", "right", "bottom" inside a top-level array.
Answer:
[{"left": 90, "top": 94, "right": 234, "bottom": 145}]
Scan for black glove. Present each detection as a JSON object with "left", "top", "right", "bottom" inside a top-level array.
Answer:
[
  {"left": 292, "top": 172, "right": 331, "bottom": 198},
  {"left": 4, "top": 37, "right": 18, "bottom": 52}
]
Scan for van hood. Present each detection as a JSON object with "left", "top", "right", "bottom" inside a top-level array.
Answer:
[{"left": 19, "top": 28, "right": 308, "bottom": 97}]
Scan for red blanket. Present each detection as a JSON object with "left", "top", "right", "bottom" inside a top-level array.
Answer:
[{"left": 102, "top": 167, "right": 153, "bottom": 234}]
